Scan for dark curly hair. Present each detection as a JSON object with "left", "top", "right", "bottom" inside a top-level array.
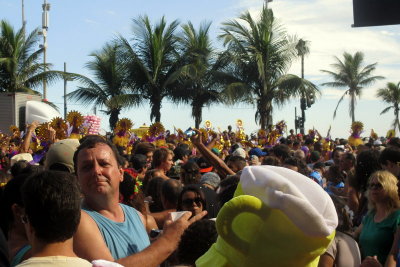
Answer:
[
  {"left": 119, "top": 171, "right": 146, "bottom": 214},
  {"left": 177, "top": 219, "right": 217, "bottom": 265},
  {"left": 352, "top": 149, "right": 381, "bottom": 193},
  {"left": 180, "top": 161, "right": 201, "bottom": 185}
]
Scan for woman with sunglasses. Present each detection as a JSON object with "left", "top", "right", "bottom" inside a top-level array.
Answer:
[
  {"left": 355, "top": 170, "right": 400, "bottom": 265},
  {"left": 177, "top": 185, "right": 207, "bottom": 219}
]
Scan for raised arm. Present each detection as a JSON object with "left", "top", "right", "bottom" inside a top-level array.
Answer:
[
  {"left": 20, "top": 121, "right": 39, "bottom": 153},
  {"left": 191, "top": 130, "right": 235, "bottom": 178}
]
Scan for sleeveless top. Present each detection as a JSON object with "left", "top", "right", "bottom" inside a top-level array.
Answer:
[
  {"left": 83, "top": 204, "right": 150, "bottom": 260},
  {"left": 10, "top": 244, "right": 31, "bottom": 267}
]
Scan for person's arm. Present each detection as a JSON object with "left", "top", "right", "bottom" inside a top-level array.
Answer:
[
  {"left": 74, "top": 211, "right": 115, "bottom": 262},
  {"left": 206, "top": 133, "right": 218, "bottom": 150},
  {"left": 20, "top": 121, "right": 39, "bottom": 153},
  {"left": 353, "top": 223, "right": 363, "bottom": 241},
  {"left": 347, "top": 186, "right": 359, "bottom": 215},
  {"left": 385, "top": 227, "right": 400, "bottom": 267},
  {"left": 191, "top": 130, "right": 235, "bottom": 178},
  {"left": 317, "top": 254, "right": 334, "bottom": 267},
  {"left": 74, "top": 210, "right": 207, "bottom": 267}
]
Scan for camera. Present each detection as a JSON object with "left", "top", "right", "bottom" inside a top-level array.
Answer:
[{"left": 184, "top": 127, "right": 196, "bottom": 137}]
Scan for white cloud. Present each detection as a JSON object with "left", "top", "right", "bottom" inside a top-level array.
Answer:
[
  {"left": 106, "top": 10, "right": 116, "bottom": 16},
  {"left": 84, "top": 19, "right": 98, "bottom": 25},
  {"left": 235, "top": 0, "right": 400, "bottom": 101}
]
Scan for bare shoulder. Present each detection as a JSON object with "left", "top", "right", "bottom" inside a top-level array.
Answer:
[{"left": 73, "top": 210, "right": 114, "bottom": 262}]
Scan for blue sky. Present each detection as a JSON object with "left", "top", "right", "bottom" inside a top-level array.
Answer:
[{"left": 1, "top": 0, "right": 399, "bottom": 138}]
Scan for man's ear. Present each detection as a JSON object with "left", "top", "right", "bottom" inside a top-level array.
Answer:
[{"left": 119, "top": 167, "right": 124, "bottom": 182}]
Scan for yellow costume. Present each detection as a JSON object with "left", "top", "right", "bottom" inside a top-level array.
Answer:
[{"left": 196, "top": 166, "right": 337, "bottom": 267}]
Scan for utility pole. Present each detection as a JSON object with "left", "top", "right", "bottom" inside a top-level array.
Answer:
[
  {"left": 40, "top": 0, "right": 50, "bottom": 100},
  {"left": 64, "top": 62, "right": 67, "bottom": 119}
]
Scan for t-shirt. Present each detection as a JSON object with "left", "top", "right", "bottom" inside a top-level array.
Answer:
[
  {"left": 359, "top": 209, "right": 400, "bottom": 264},
  {"left": 324, "top": 231, "right": 361, "bottom": 267},
  {"left": 16, "top": 256, "right": 92, "bottom": 267}
]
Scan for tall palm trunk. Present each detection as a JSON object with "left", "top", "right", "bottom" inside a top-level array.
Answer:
[
  {"left": 150, "top": 94, "right": 162, "bottom": 122},
  {"left": 350, "top": 91, "right": 356, "bottom": 123},
  {"left": 300, "top": 55, "right": 305, "bottom": 134},
  {"left": 192, "top": 103, "right": 203, "bottom": 129},
  {"left": 109, "top": 108, "right": 121, "bottom": 131},
  {"left": 258, "top": 97, "right": 272, "bottom": 130},
  {"left": 395, "top": 104, "right": 400, "bottom": 133}
]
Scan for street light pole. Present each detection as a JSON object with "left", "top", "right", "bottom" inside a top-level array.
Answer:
[
  {"left": 64, "top": 62, "right": 67, "bottom": 119},
  {"left": 41, "top": 0, "right": 50, "bottom": 100}
]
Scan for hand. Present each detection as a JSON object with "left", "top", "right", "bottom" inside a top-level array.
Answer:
[
  {"left": 190, "top": 129, "right": 202, "bottom": 146},
  {"left": 27, "top": 121, "right": 39, "bottom": 132},
  {"left": 48, "top": 125, "right": 56, "bottom": 143},
  {"left": 161, "top": 210, "right": 207, "bottom": 244},
  {"left": 360, "top": 256, "right": 382, "bottom": 267},
  {"left": 250, "top": 156, "right": 261, "bottom": 166}
]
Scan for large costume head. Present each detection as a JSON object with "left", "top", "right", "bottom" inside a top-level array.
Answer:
[{"left": 196, "top": 165, "right": 337, "bottom": 267}]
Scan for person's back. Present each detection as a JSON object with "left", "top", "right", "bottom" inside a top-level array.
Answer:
[{"left": 16, "top": 170, "right": 91, "bottom": 267}]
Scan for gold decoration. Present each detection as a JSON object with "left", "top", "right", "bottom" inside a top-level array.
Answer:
[
  {"left": 148, "top": 122, "right": 165, "bottom": 137},
  {"left": 9, "top": 125, "right": 20, "bottom": 136},
  {"left": 50, "top": 117, "right": 67, "bottom": 140},
  {"left": 351, "top": 121, "right": 364, "bottom": 132},
  {"left": 236, "top": 119, "right": 243, "bottom": 128},
  {"left": 36, "top": 122, "right": 50, "bottom": 140},
  {"left": 370, "top": 129, "right": 378, "bottom": 140},
  {"left": 67, "top": 111, "right": 84, "bottom": 128},
  {"left": 114, "top": 118, "right": 133, "bottom": 133}
]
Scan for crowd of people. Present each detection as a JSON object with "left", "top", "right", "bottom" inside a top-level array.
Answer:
[{"left": 0, "top": 118, "right": 400, "bottom": 267}]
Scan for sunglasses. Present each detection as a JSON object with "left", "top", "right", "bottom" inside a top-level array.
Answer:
[
  {"left": 182, "top": 197, "right": 203, "bottom": 207},
  {"left": 368, "top": 182, "right": 383, "bottom": 190}
]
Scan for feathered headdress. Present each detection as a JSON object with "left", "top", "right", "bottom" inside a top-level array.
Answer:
[
  {"left": 113, "top": 118, "right": 133, "bottom": 148},
  {"left": 50, "top": 117, "right": 67, "bottom": 140},
  {"left": 348, "top": 121, "right": 364, "bottom": 147},
  {"left": 66, "top": 111, "right": 84, "bottom": 139}
]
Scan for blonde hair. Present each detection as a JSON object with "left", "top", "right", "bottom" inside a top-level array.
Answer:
[{"left": 367, "top": 170, "right": 400, "bottom": 212}]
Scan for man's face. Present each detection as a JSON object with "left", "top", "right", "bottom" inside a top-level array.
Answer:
[
  {"left": 227, "top": 160, "right": 240, "bottom": 173},
  {"left": 76, "top": 143, "right": 123, "bottom": 199},
  {"left": 333, "top": 151, "right": 343, "bottom": 165},
  {"left": 339, "top": 156, "right": 354, "bottom": 172},
  {"left": 9, "top": 142, "right": 18, "bottom": 152},
  {"left": 381, "top": 161, "right": 400, "bottom": 177}
]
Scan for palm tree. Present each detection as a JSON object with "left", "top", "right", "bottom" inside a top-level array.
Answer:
[
  {"left": 295, "top": 38, "right": 310, "bottom": 134},
  {"left": 321, "top": 51, "right": 384, "bottom": 123},
  {"left": 219, "top": 8, "right": 319, "bottom": 129},
  {"left": 0, "top": 20, "right": 60, "bottom": 94},
  {"left": 377, "top": 82, "right": 400, "bottom": 133},
  {"left": 172, "top": 21, "right": 232, "bottom": 128},
  {"left": 118, "top": 15, "right": 181, "bottom": 123},
  {"left": 67, "top": 43, "right": 140, "bottom": 130}
]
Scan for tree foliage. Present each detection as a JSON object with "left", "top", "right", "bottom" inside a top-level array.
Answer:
[{"left": 321, "top": 51, "right": 384, "bottom": 123}]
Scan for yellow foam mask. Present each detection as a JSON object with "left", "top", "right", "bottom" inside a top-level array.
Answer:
[{"left": 196, "top": 166, "right": 337, "bottom": 267}]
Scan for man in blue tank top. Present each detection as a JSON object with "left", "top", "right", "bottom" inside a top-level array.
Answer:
[{"left": 72, "top": 137, "right": 206, "bottom": 267}]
